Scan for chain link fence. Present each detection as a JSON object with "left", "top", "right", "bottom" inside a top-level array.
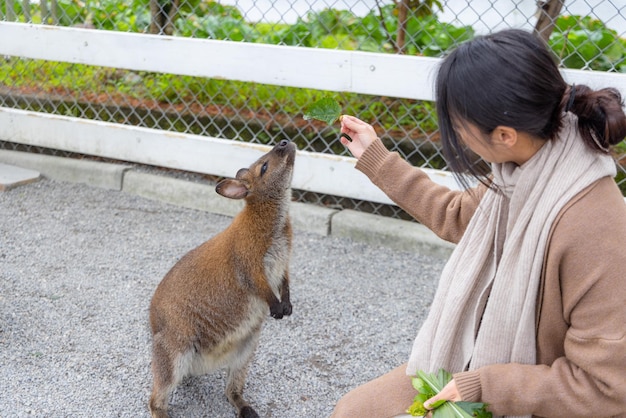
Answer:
[{"left": 1, "top": 0, "right": 625, "bottom": 219}]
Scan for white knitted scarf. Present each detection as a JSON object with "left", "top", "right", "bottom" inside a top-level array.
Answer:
[{"left": 406, "top": 115, "right": 616, "bottom": 418}]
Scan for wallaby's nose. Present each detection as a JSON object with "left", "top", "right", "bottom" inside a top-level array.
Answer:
[{"left": 273, "top": 139, "right": 295, "bottom": 160}]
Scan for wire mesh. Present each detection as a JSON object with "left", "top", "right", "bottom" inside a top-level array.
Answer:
[{"left": 1, "top": 0, "right": 625, "bottom": 216}]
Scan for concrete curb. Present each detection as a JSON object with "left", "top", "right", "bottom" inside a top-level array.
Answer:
[
  {"left": 0, "top": 149, "right": 130, "bottom": 190},
  {"left": 0, "top": 150, "right": 454, "bottom": 258},
  {"left": 332, "top": 209, "right": 454, "bottom": 258},
  {"left": 0, "top": 162, "right": 40, "bottom": 191},
  {"left": 123, "top": 170, "right": 244, "bottom": 217}
]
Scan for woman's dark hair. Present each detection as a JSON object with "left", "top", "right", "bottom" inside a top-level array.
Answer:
[{"left": 435, "top": 28, "right": 626, "bottom": 188}]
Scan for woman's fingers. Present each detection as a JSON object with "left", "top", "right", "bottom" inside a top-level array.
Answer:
[
  {"left": 340, "top": 133, "right": 352, "bottom": 146},
  {"left": 424, "top": 379, "right": 461, "bottom": 410},
  {"left": 338, "top": 115, "right": 377, "bottom": 159},
  {"left": 340, "top": 132, "right": 353, "bottom": 143},
  {"left": 340, "top": 114, "right": 367, "bottom": 131}
]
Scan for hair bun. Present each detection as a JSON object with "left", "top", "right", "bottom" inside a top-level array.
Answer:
[{"left": 566, "top": 85, "right": 626, "bottom": 151}]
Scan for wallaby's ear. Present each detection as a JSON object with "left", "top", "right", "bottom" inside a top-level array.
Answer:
[
  {"left": 216, "top": 179, "right": 249, "bottom": 200},
  {"left": 235, "top": 168, "right": 249, "bottom": 179}
]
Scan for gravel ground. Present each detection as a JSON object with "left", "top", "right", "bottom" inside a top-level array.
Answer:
[{"left": 0, "top": 178, "right": 445, "bottom": 418}]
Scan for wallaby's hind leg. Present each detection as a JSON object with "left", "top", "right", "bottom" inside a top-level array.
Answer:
[
  {"left": 225, "top": 330, "right": 262, "bottom": 418},
  {"left": 226, "top": 363, "right": 259, "bottom": 418},
  {"left": 149, "top": 335, "right": 183, "bottom": 418}
]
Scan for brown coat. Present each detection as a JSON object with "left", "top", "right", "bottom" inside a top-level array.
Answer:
[{"left": 355, "top": 139, "right": 626, "bottom": 417}]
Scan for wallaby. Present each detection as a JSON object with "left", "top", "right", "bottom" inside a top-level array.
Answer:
[{"left": 148, "top": 139, "right": 296, "bottom": 418}]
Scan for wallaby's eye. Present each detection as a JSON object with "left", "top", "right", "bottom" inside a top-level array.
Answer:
[{"left": 260, "top": 162, "right": 268, "bottom": 176}]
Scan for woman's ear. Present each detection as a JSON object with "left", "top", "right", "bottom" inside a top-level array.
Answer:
[{"left": 492, "top": 126, "right": 518, "bottom": 148}]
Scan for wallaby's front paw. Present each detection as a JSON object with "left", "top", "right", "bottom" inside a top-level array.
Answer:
[
  {"left": 282, "top": 300, "right": 292, "bottom": 316},
  {"left": 239, "top": 406, "right": 260, "bottom": 418},
  {"left": 270, "top": 300, "right": 292, "bottom": 319}
]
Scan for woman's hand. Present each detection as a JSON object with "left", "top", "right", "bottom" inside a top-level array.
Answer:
[
  {"left": 339, "top": 115, "right": 378, "bottom": 159},
  {"left": 424, "top": 379, "right": 462, "bottom": 412}
]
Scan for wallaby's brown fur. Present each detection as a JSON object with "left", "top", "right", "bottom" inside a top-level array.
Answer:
[{"left": 148, "top": 140, "right": 296, "bottom": 418}]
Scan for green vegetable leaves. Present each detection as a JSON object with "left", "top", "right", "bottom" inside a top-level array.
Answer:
[
  {"left": 303, "top": 97, "right": 353, "bottom": 142},
  {"left": 407, "top": 369, "right": 492, "bottom": 417},
  {"left": 303, "top": 97, "right": 342, "bottom": 126},
  {"left": 456, "top": 402, "right": 493, "bottom": 418}
]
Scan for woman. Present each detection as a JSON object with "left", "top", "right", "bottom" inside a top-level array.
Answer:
[{"left": 332, "top": 29, "right": 626, "bottom": 418}]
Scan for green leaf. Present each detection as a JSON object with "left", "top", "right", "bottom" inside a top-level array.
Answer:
[
  {"left": 436, "top": 369, "right": 453, "bottom": 388},
  {"left": 412, "top": 377, "right": 429, "bottom": 393},
  {"left": 417, "top": 369, "right": 449, "bottom": 393},
  {"left": 434, "top": 401, "right": 472, "bottom": 418},
  {"left": 414, "top": 393, "right": 430, "bottom": 404},
  {"left": 407, "top": 400, "right": 427, "bottom": 416},
  {"left": 455, "top": 402, "right": 492, "bottom": 418},
  {"left": 303, "top": 97, "right": 342, "bottom": 125},
  {"left": 430, "top": 399, "right": 447, "bottom": 409}
]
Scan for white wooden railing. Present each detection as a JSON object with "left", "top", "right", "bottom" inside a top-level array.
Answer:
[{"left": 1, "top": 22, "right": 625, "bottom": 204}]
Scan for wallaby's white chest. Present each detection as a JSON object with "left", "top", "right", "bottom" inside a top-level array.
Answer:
[{"left": 264, "top": 223, "right": 290, "bottom": 297}]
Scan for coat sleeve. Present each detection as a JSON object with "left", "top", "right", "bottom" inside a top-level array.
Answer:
[
  {"left": 354, "top": 138, "right": 484, "bottom": 244},
  {"left": 454, "top": 178, "right": 626, "bottom": 417}
]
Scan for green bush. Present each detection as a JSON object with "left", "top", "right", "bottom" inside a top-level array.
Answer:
[{"left": 549, "top": 15, "right": 626, "bottom": 72}]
